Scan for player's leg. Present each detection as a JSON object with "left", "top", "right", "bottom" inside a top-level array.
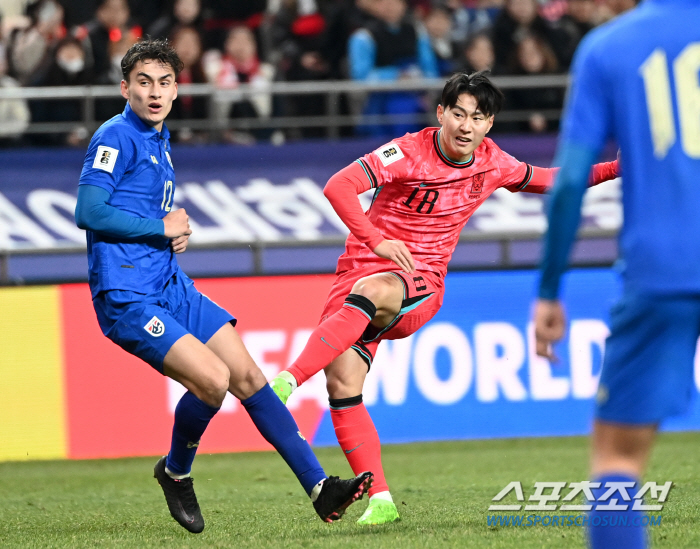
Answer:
[
  {"left": 586, "top": 292, "right": 700, "bottom": 549},
  {"left": 325, "top": 349, "right": 401, "bottom": 525},
  {"left": 205, "top": 321, "right": 372, "bottom": 522},
  {"left": 93, "top": 287, "right": 228, "bottom": 533},
  {"left": 274, "top": 271, "right": 405, "bottom": 398}
]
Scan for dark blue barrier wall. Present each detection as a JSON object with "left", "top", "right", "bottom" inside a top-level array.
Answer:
[{"left": 0, "top": 135, "right": 619, "bottom": 283}]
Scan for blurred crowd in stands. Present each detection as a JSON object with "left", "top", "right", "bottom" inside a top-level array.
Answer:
[{"left": 0, "top": 0, "right": 637, "bottom": 146}]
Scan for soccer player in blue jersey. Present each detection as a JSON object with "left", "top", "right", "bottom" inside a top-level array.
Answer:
[
  {"left": 532, "top": 1, "right": 700, "bottom": 548},
  {"left": 74, "top": 39, "right": 372, "bottom": 534}
]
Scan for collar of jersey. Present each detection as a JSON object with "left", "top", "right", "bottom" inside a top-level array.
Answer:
[
  {"left": 434, "top": 130, "right": 475, "bottom": 169},
  {"left": 122, "top": 103, "right": 170, "bottom": 141}
]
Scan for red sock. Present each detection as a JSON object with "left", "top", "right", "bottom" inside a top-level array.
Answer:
[
  {"left": 330, "top": 401, "right": 388, "bottom": 497},
  {"left": 287, "top": 295, "right": 375, "bottom": 386}
]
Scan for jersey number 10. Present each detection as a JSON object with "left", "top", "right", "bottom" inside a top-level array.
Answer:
[{"left": 640, "top": 43, "right": 700, "bottom": 159}]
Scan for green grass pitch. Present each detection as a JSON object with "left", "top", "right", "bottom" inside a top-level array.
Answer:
[{"left": 2, "top": 433, "right": 699, "bottom": 548}]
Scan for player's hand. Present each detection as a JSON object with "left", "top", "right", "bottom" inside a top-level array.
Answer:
[
  {"left": 533, "top": 299, "right": 566, "bottom": 362},
  {"left": 162, "top": 208, "right": 192, "bottom": 238},
  {"left": 170, "top": 233, "right": 189, "bottom": 254},
  {"left": 373, "top": 239, "right": 415, "bottom": 274}
]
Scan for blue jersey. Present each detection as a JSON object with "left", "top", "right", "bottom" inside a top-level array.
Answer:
[
  {"left": 561, "top": 0, "right": 700, "bottom": 293},
  {"left": 79, "top": 103, "right": 177, "bottom": 297}
]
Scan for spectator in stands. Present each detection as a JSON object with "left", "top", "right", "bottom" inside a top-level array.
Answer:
[
  {"left": 597, "top": 0, "right": 639, "bottom": 22},
  {"left": 215, "top": 25, "right": 275, "bottom": 144},
  {"left": 446, "top": 0, "right": 500, "bottom": 45},
  {"left": 348, "top": 0, "right": 438, "bottom": 137},
  {"left": 58, "top": 1, "right": 166, "bottom": 30},
  {"left": 491, "top": 0, "right": 573, "bottom": 71},
  {"left": 75, "top": 0, "right": 139, "bottom": 84},
  {"left": 202, "top": 0, "right": 268, "bottom": 52},
  {"left": 0, "top": 41, "right": 30, "bottom": 144},
  {"left": 6, "top": 0, "right": 65, "bottom": 84},
  {"left": 267, "top": 0, "right": 336, "bottom": 139},
  {"left": 94, "top": 25, "right": 138, "bottom": 120},
  {"left": 505, "top": 33, "right": 564, "bottom": 133},
  {"left": 169, "top": 24, "right": 208, "bottom": 143},
  {"left": 147, "top": 0, "right": 205, "bottom": 41},
  {"left": 458, "top": 30, "right": 494, "bottom": 73},
  {"left": 28, "top": 36, "right": 94, "bottom": 146},
  {"left": 423, "top": 4, "right": 455, "bottom": 76},
  {"left": 559, "top": 0, "right": 599, "bottom": 51}
]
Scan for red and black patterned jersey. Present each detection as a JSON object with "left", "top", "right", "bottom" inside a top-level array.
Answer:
[{"left": 325, "top": 127, "right": 618, "bottom": 277}]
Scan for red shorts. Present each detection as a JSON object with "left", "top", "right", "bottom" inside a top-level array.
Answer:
[{"left": 320, "top": 265, "right": 445, "bottom": 369}]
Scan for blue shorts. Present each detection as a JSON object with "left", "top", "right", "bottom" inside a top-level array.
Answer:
[
  {"left": 596, "top": 292, "right": 700, "bottom": 425},
  {"left": 93, "top": 269, "right": 235, "bottom": 373}
]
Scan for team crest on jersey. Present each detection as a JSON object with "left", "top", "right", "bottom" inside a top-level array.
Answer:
[
  {"left": 471, "top": 172, "right": 485, "bottom": 193},
  {"left": 92, "top": 145, "right": 119, "bottom": 173},
  {"left": 374, "top": 142, "right": 405, "bottom": 167},
  {"left": 144, "top": 316, "right": 165, "bottom": 337},
  {"left": 165, "top": 151, "right": 173, "bottom": 168}
]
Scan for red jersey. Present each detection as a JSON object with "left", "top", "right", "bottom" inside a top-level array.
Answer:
[{"left": 326, "top": 128, "right": 619, "bottom": 277}]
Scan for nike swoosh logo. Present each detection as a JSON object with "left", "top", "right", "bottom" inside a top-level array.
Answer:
[
  {"left": 345, "top": 443, "right": 364, "bottom": 454},
  {"left": 321, "top": 337, "right": 339, "bottom": 351}
]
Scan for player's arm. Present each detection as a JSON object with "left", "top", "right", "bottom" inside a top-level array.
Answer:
[
  {"left": 514, "top": 158, "right": 619, "bottom": 195},
  {"left": 324, "top": 162, "right": 415, "bottom": 273},
  {"left": 534, "top": 141, "right": 598, "bottom": 359},
  {"left": 75, "top": 185, "right": 191, "bottom": 240}
]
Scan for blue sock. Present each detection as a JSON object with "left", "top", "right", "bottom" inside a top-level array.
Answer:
[
  {"left": 241, "top": 384, "right": 326, "bottom": 495},
  {"left": 166, "top": 391, "right": 219, "bottom": 475},
  {"left": 588, "top": 474, "right": 646, "bottom": 549}
]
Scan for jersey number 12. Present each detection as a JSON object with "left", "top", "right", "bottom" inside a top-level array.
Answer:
[
  {"left": 640, "top": 43, "right": 700, "bottom": 159},
  {"left": 161, "top": 180, "right": 174, "bottom": 212}
]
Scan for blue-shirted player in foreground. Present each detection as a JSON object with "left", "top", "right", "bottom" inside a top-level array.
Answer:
[
  {"left": 74, "top": 38, "right": 372, "bottom": 534},
  {"left": 532, "top": 1, "right": 700, "bottom": 547}
]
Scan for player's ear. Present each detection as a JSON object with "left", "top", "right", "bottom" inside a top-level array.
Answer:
[
  {"left": 436, "top": 104, "right": 444, "bottom": 125},
  {"left": 485, "top": 115, "right": 494, "bottom": 134},
  {"left": 120, "top": 79, "right": 129, "bottom": 100}
]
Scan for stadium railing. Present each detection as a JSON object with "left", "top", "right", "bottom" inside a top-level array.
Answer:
[{"left": 0, "top": 74, "right": 570, "bottom": 138}]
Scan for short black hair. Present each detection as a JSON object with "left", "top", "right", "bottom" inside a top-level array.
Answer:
[
  {"left": 441, "top": 70, "right": 504, "bottom": 117},
  {"left": 121, "top": 38, "right": 184, "bottom": 81}
]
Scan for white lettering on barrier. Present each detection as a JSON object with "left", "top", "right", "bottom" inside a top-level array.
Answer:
[
  {"left": 475, "top": 322, "right": 527, "bottom": 402},
  {"left": 569, "top": 320, "right": 609, "bottom": 399},
  {"left": 695, "top": 339, "right": 700, "bottom": 392},
  {"left": 238, "top": 178, "right": 324, "bottom": 240},
  {"left": 181, "top": 181, "right": 280, "bottom": 243},
  {"left": 364, "top": 336, "right": 414, "bottom": 406},
  {"left": 291, "top": 178, "right": 350, "bottom": 234},
  {"left": 413, "top": 324, "right": 473, "bottom": 405},
  {"left": 527, "top": 323, "right": 570, "bottom": 400},
  {"left": 0, "top": 191, "right": 55, "bottom": 247},
  {"left": 26, "top": 190, "right": 84, "bottom": 243}
]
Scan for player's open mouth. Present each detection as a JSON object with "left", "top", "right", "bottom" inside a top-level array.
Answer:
[
  {"left": 148, "top": 102, "right": 162, "bottom": 112},
  {"left": 456, "top": 136, "right": 471, "bottom": 145}
]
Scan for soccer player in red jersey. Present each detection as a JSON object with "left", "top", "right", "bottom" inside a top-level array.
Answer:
[{"left": 271, "top": 71, "right": 620, "bottom": 524}]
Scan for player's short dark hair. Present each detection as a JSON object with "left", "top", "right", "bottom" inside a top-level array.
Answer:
[
  {"left": 441, "top": 71, "right": 504, "bottom": 117},
  {"left": 121, "top": 38, "right": 184, "bottom": 81}
]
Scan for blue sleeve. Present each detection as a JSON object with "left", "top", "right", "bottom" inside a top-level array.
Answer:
[
  {"left": 416, "top": 30, "right": 439, "bottom": 78},
  {"left": 559, "top": 32, "right": 612, "bottom": 149},
  {"left": 75, "top": 184, "right": 164, "bottom": 239},
  {"left": 79, "top": 125, "right": 133, "bottom": 193},
  {"left": 537, "top": 142, "right": 598, "bottom": 299},
  {"left": 348, "top": 30, "right": 400, "bottom": 81}
]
